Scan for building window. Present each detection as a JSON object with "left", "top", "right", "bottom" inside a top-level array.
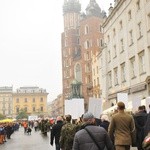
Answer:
[
  {"left": 138, "top": 22, "right": 142, "bottom": 39},
  {"left": 93, "top": 68, "right": 95, "bottom": 76},
  {"left": 99, "top": 39, "right": 103, "bottom": 47},
  {"left": 33, "top": 107, "right": 35, "bottom": 112},
  {"left": 114, "top": 67, "right": 118, "bottom": 85},
  {"left": 86, "top": 63, "right": 91, "bottom": 72},
  {"left": 86, "top": 51, "right": 90, "bottom": 60},
  {"left": 113, "top": 45, "right": 117, "bottom": 58},
  {"left": 40, "top": 106, "right": 43, "bottom": 112},
  {"left": 84, "top": 40, "right": 90, "bottom": 49},
  {"left": 107, "top": 35, "right": 110, "bottom": 43},
  {"left": 16, "top": 107, "right": 19, "bottom": 113},
  {"left": 99, "top": 25, "right": 102, "bottom": 32},
  {"left": 94, "top": 79, "right": 96, "bottom": 86},
  {"left": 77, "top": 38, "right": 80, "bottom": 44},
  {"left": 108, "top": 71, "right": 112, "bottom": 88},
  {"left": 32, "top": 98, "right": 35, "bottom": 103},
  {"left": 147, "top": 13, "right": 150, "bottom": 31},
  {"left": 96, "top": 66, "right": 99, "bottom": 74},
  {"left": 130, "top": 57, "right": 136, "bottom": 78},
  {"left": 24, "top": 107, "right": 27, "bottom": 112},
  {"left": 16, "top": 98, "right": 19, "bottom": 103},
  {"left": 120, "top": 39, "right": 124, "bottom": 53},
  {"left": 119, "top": 20, "right": 123, "bottom": 30},
  {"left": 85, "top": 25, "right": 89, "bottom": 34},
  {"left": 97, "top": 77, "right": 99, "bottom": 85},
  {"left": 128, "top": 10, "right": 132, "bottom": 20},
  {"left": 24, "top": 98, "right": 27, "bottom": 103},
  {"left": 136, "top": 0, "right": 140, "bottom": 11},
  {"left": 108, "top": 50, "right": 111, "bottom": 62},
  {"left": 65, "top": 38, "right": 68, "bottom": 47},
  {"left": 129, "top": 30, "right": 133, "bottom": 45},
  {"left": 139, "top": 51, "right": 145, "bottom": 74},
  {"left": 87, "top": 75, "right": 91, "bottom": 83},
  {"left": 40, "top": 97, "right": 43, "bottom": 102},
  {"left": 113, "top": 28, "right": 116, "bottom": 37},
  {"left": 121, "top": 63, "right": 126, "bottom": 82}
]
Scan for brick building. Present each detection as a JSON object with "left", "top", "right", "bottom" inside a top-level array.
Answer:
[{"left": 61, "top": 0, "right": 106, "bottom": 111}]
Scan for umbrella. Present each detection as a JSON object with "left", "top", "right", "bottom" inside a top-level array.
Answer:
[{"left": 0, "top": 118, "right": 13, "bottom": 123}]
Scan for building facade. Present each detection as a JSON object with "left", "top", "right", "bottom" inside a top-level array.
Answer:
[
  {"left": 100, "top": 0, "right": 150, "bottom": 108},
  {"left": 13, "top": 87, "right": 48, "bottom": 116},
  {"left": 48, "top": 94, "right": 64, "bottom": 118},
  {"left": 61, "top": 0, "right": 106, "bottom": 111},
  {"left": 0, "top": 86, "right": 13, "bottom": 116}
]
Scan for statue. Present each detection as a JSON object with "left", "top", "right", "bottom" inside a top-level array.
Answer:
[{"left": 71, "top": 79, "right": 82, "bottom": 98}]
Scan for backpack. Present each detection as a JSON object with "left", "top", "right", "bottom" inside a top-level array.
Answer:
[{"left": 61, "top": 123, "right": 76, "bottom": 150}]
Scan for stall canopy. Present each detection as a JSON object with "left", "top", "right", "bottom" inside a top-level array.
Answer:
[{"left": 0, "top": 118, "right": 13, "bottom": 123}]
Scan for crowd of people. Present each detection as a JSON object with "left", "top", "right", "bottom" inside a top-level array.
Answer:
[
  {"left": 0, "top": 122, "right": 19, "bottom": 144},
  {"left": 50, "top": 102, "right": 150, "bottom": 150},
  {"left": 0, "top": 101, "right": 150, "bottom": 150}
]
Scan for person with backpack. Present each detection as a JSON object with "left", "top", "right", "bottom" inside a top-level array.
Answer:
[
  {"left": 72, "top": 112, "right": 114, "bottom": 150},
  {"left": 60, "top": 114, "right": 76, "bottom": 150}
]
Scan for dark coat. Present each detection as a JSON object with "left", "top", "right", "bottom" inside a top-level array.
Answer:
[
  {"left": 73, "top": 124, "right": 114, "bottom": 150},
  {"left": 50, "top": 120, "right": 63, "bottom": 145},
  {"left": 100, "top": 120, "right": 110, "bottom": 132},
  {"left": 144, "top": 112, "right": 150, "bottom": 137},
  {"left": 134, "top": 111, "right": 148, "bottom": 149}
]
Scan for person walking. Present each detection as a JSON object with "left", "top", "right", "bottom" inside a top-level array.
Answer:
[
  {"left": 72, "top": 112, "right": 114, "bottom": 150},
  {"left": 134, "top": 105, "right": 148, "bottom": 150},
  {"left": 108, "top": 101, "right": 136, "bottom": 150},
  {"left": 100, "top": 114, "right": 110, "bottom": 132},
  {"left": 144, "top": 104, "right": 150, "bottom": 138},
  {"left": 50, "top": 116, "right": 64, "bottom": 150},
  {"left": 60, "top": 114, "right": 76, "bottom": 150}
]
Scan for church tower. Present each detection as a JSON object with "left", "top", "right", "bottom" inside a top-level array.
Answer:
[
  {"left": 62, "top": 0, "right": 82, "bottom": 101},
  {"left": 61, "top": 0, "right": 105, "bottom": 111}
]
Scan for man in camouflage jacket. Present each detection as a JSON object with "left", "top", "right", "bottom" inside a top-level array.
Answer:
[{"left": 60, "top": 115, "right": 76, "bottom": 150}]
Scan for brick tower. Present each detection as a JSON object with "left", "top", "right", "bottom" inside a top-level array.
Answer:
[{"left": 61, "top": 0, "right": 106, "bottom": 111}]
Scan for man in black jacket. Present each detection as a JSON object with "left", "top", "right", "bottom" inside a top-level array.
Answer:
[
  {"left": 134, "top": 106, "right": 148, "bottom": 150},
  {"left": 50, "top": 116, "right": 64, "bottom": 150}
]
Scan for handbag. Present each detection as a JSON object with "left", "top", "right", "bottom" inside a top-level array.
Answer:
[{"left": 84, "top": 128, "right": 102, "bottom": 150}]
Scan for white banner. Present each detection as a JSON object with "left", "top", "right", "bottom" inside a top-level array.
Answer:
[
  {"left": 145, "top": 97, "right": 150, "bottom": 112},
  {"left": 88, "top": 98, "right": 102, "bottom": 118},
  {"left": 132, "top": 97, "right": 141, "bottom": 113},
  {"left": 28, "top": 115, "right": 38, "bottom": 121},
  {"left": 65, "top": 98, "right": 84, "bottom": 119},
  {"left": 117, "top": 93, "right": 128, "bottom": 108}
]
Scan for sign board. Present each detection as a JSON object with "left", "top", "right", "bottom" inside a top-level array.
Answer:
[
  {"left": 65, "top": 98, "right": 84, "bottom": 119},
  {"left": 117, "top": 93, "right": 128, "bottom": 108},
  {"left": 88, "top": 98, "right": 102, "bottom": 118},
  {"left": 28, "top": 115, "right": 38, "bottom": 121},
  {"left": 132, "top": 97, "right": 141, "bottom": 113},
  {"left": 145, "top": 97, "right": 150, "bottom": 112}
]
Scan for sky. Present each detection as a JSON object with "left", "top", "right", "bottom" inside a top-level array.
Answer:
[{"left": 0, "top": 0, "right": 114, "bottom": 102}]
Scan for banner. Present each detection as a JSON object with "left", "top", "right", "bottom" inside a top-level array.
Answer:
[
  {"left": 145, "top": 97, "right": 150, "bottom": 112},
  {"left": 132, "top": 97, "right": 141, "bottom": 113},
  {"left": 117, "top": 93, "right": 128, "bottom": 108},
  {"left": 88, "top": 98, "right": 102, "bottom": 118},
  {"left": 65, "top": 98, "right": 84, "bottom": 119}
]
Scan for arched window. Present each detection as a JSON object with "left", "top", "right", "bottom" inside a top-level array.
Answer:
[{"left": 85, "top": 25, "right": 89, "bottom": 34}]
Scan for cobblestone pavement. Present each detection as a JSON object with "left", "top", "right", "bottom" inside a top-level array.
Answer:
[
  {"left": 0, "top": 127, "right": 137, "bottom": 150},
  {"left": 0, "top": 127, "right": 55, "bottom": 150}
]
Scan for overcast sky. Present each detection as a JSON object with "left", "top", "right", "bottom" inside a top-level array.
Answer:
[{"left": 0, "top": 0, "right": 114, "bottom": 102}]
